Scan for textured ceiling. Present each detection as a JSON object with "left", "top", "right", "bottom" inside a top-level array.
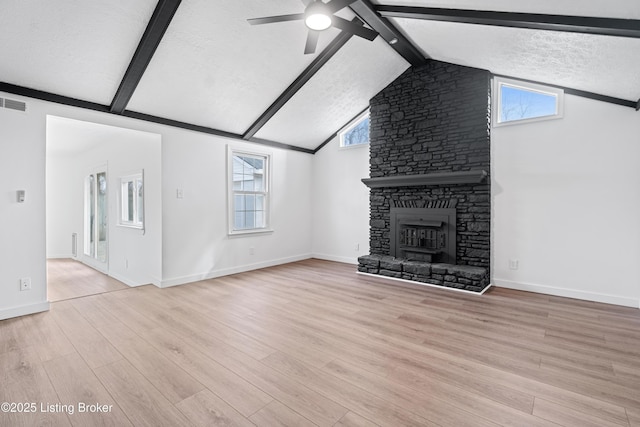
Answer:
[
  {"left": 3, "top": 1, "right": 639, "bottom": 152},
  {"left": 255, "top": 35, "right": 409, "bottom": 149},
  {"left": 128, "top": 0, "right": 344, "bottom": 135},
  {"left": 0, "top": 0, "right": 157, "bottom": 104},
  {"left": 391, "top": 18, "right": 640, "bottom": 101}
]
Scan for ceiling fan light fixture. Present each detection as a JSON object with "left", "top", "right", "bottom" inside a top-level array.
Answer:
[{"left": 304, "top": 2, "right": 332, "bottom": 31}]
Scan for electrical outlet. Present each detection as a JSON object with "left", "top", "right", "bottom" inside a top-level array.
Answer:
[
  {"left": 125, "top": 259, "right": 129, "bottom": 269},
  {"left": 354, "top": 243, "right": 360, "bottom": 252},
  {"left": 509, "top": 259, "right": 519, "bottom": 270},
  {"left": 20, "top": 277, "right": 31, "bottom": 291},
  {"left": 176, "top": 188, "right": 184, "bottom": 199},
  {"left": 249, "top": 247, "right": 255, "bottom": 255}
]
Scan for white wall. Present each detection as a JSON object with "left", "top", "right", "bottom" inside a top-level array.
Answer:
[
  {"left": 161, "top": 136, "right": 313, "bottom": 286},
  {"left": 46, "top": 151, "right": 79, "bottom": 259},
  {"left": 0, "top": 102, "right": 49, "bottom": 320},
  {"left": 0, "top": 91, "right": 314, "bottom": 319},
  {"left": 492, "top": 94, "right": 640, "bottom": 308},
  {"left": 46, "top": 117, "right": 163, "bottom": 287},
  {"left": 311, "top": 138, "right": 370, "bottom": 264}
]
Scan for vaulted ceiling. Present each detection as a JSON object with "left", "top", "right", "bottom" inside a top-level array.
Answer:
[{"left": 1, "top": 0, "right": 639, "bottom": 153}]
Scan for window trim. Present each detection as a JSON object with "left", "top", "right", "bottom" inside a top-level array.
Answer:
[
  {"left": 227, "top": 146, "right": 273, "bottom": 236},
  {"left": 339, "top": 110, "right": 370, "bottom": 149},
  {"left": 493, "top": 77, "right": 564, "bottom": 128},
  {"left": 118, "top": 171, "right": 144, "bottom": 230}
]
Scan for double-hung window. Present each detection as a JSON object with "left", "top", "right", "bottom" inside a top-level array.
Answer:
[{"left": 228, "top": 148, "right": 271, "bottom": 234}]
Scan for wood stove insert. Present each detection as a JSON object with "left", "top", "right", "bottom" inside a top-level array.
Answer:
[{"left": 390, "top": 207, "right": 456, "bottom": 264}]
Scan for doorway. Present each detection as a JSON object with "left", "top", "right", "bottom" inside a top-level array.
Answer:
[{"left": 46, "top": 115, "right": 162, "bottom": 301}]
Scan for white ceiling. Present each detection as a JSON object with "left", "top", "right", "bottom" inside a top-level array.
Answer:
[
  {"left": 128, "top": 0, "right": 345, "bottom": 135},
  {"left": 0, "top": 0, "right": 157, "bottom": 104},
  {"left": 393, "top": 19, "right": 640, "bottom": 101},
  {"left": 3, "top": 0, "right": 640, "bottom": 152},
  {"left": 254, "top": 35, "right": 408, "bottom": 147}
]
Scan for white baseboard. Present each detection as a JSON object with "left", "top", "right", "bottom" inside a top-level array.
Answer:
[
  {"left": 493, "top": 278, "right": 639, "bottom": 308},
  {"left": 0, "top": 301, "right": 50, "bottom": 321},
  {"left": 159, "top": 254, "right": 314, "bottom": 288},
  {"left": 80, "top": 257, "right": 108, "bottom": 275},
  {"left": 107, "top": 271, "right": 145, "bottom": 288},
  {"left": 46, "top": 254, "right": 74, "bottom": 259},
  {"left": 311, "top": 253, "right": 359, "bottom": 265}
]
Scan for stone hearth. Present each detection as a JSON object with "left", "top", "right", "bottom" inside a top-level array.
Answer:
[{"left": 358, "top": 254, "right": 489, "bottom": 292}]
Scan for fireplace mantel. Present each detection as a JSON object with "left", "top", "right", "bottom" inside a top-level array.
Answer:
[{"left": 361, "top": 170, "right": 488, "bottom": 188}]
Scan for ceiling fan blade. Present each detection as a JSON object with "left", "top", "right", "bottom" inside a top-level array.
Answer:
[
  {"left": 331, "top": 16, "right": 378, "bottom": 40},
  {"left": 300, "top": 0, "right": 314, "bottom": 6},
  {"left": 304, "top": 30, "right": 320, "bottom": 54},
  {"left": 326, "top": 0, "right": 357, "bottom": 13},
  {"left": 247, "top": 13, "right": 304, "bottom": 25}
]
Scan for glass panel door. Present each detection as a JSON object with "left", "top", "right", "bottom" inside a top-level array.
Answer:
[
  {"left": 84, "top": 169, "right": 108, "bottom": 266},
  {"left": 96, "top": 172, "right": 107, "bottom": 263}
]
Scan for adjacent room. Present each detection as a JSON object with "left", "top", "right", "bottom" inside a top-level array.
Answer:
[{"left": 1, "top": 1, "right": 639, "bottom": 426}]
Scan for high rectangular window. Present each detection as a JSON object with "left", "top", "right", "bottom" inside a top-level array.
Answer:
[
  {"left": 228, "top": 148, "right": 271, "bottom": 234},
  {"left": 494, "top": 77, "right": 563, "bottom": 127},
  {"left": 339, "top": 111, "right": 370, "bottom": 148}
]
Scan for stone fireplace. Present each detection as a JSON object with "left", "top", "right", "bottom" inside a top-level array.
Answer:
[{"left": 358, "top": 61, "right": 491, "bottom": 292}]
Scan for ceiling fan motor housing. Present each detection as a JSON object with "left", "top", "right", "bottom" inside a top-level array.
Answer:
[{"left": 305, "top": 1, "right": 333, "bottom": 31}]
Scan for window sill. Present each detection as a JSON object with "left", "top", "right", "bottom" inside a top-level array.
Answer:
[
  {"left": 493, "top": 113, "right": 562, "bottom": 128},
  {"left": 339, "top": 143, "right": 369, "bottom": 150},
  {"left": 118, "top": 223, "right": 144, "bottom": 230},
  {"left": 228, "top": 228, "right": 274, "bottom": 237}
]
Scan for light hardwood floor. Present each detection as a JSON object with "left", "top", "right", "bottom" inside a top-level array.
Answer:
[
  {"left": 47, "top": 258, "right": 128, "bottom": 302},
  {"left": 2, "top": 259, "right": 639, "bottom": 426}
]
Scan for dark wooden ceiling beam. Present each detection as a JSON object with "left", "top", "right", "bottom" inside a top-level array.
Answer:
[
  {"left": 376, "top": 5, "right": 640, "bottom": 39},
  {"left": 110, "top": 0, "right": 182, "bottom": 114},
  {"left": 124, "top": 110, "right": 315, "bottom": 154},
  {"left": 242, "top": 19, "right": 361, "bottom": 141},
  {"left": 0, "top": 81, "right": 314, "bottom": 154},
  {"left": 0, "top": 82, "right": 110, "bottom": 114},
  {"left": 350, "top": 1, "right": 426, "bottom": 66}
]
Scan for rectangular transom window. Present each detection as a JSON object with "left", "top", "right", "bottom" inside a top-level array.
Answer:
[
  {"left": 228, "top": 148, "right": 271, "bottom": 235},
  {"left": 494, "top": 77, "right": 563, "bottom": 127},
  {"left": 119, "top": 172, "right": 144, "bottom": 229},
  {"left": 339, "top": 111, "right": 370, "bottom": 148}
]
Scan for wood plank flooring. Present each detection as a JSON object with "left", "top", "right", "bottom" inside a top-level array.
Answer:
[
  {"left": 47, "top": 258, "right": 127, "bottom": 302},
  {"left": 2, "top": 259, "right": 639, "bottom": 426}
]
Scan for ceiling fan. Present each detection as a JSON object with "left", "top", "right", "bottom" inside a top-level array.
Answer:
[{"left": 248, "top": 0, "right": 378, "bottom": 54}]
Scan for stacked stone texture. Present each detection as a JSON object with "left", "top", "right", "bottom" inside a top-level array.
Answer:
[
  {"left": 365, "top": 60, "right": 491, "bottom": 290},
  {"left": 358, "top": 254, "right": 489, "bottom": 292}
]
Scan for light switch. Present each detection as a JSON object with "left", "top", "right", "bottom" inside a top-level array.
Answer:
[
  {"left": 17, "top": 190, "right": 25, "bottom": 203},
  {"left": 176, "top": 188, "right": 184, "bottom": 199}
]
